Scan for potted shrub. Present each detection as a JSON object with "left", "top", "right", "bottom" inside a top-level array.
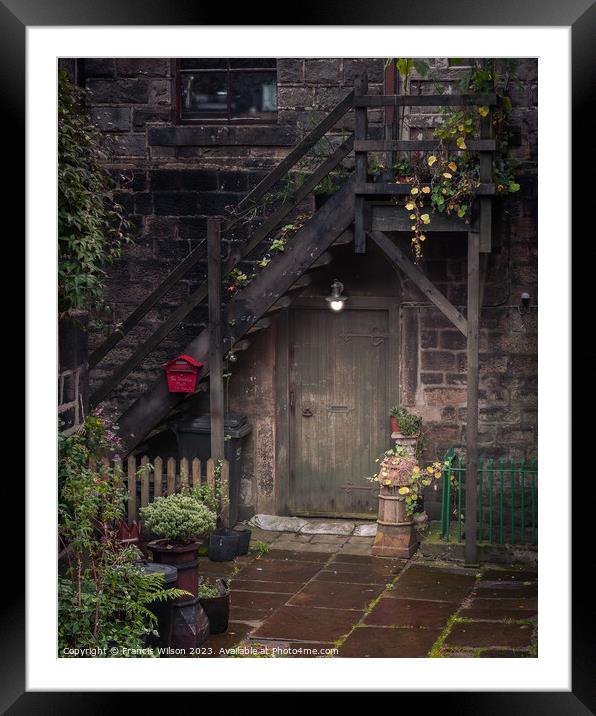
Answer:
[
  {"left": 141, "top": 493, "right": 216, "bottom": 601},
  {"left": 197, "top": 578, "right": 231, "bottom": 635},
  {"left": 389, "top": 405, "right": 422, "bottom": 437},
  {"left": 190, "top": 461, "right": 248, "bottom": 561}
]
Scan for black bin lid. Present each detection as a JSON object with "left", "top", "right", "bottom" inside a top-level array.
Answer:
[{"left": 138, "top": 561, "right": 178, "bottom": 585}]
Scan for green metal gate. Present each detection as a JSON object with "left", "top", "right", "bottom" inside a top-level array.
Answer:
[{"left": 440, "top": 449, "right": 537, "bottom": 546}]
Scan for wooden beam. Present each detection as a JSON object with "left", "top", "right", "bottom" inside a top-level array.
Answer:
[
  {"left": 354, "top": 93, "right": 497, "bottom": 108},
  {"left": 357, "top": 182, "right": 495, "bottom": 196},
  {"left": 465, "top": 231, "right": 480, "bottom": 566},
  {"left": 479, "top": 106, "right": 493, "bottom": 253},
  {"left": 207, "top": 219, "right": 225, "bottom": 500},
  {"left": 371, "top": 205, "right": 472, "bottom": 233},
  {"left": 235, "top": 90, "right": 354, "bottom": 214},
  {"left": 354, "top": 139, "right": 496, "bottom": 153},
  {"left": 368, "top": 230, "right": 467, "bottom": 336},
  {"left": 354, "top": 73, "right": 368, "bottom": 254}
]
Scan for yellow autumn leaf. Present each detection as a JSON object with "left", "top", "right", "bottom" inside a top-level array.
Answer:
[
  {"left": 448, "top": 161, "right": 457, "bottom": 171},
  {"left": 456, "top": 137, "right": 467, "bottom": 150},
  {"left": 398, "top": 486, "right": 410, "bottom": 495},
  {"left": 427, "top": 155, "right": 437, "bottom": 166},
  {"left": 421, "top": 186, "right": 431, "bottom": 194},
  {"left": 419, "top": 234, "right": 426, "bottom": 241},
  {"left": 405, "top": 201, "right": 415, "bottom": 210},
  {"left": 478, "top": 105, "right": 489, "bottom": 117},
  {"left": 443, "top": 172, "right": 452, "bottom": 179},
  {"left": 411, "top": 225, "right": 416, "bottom": 231},
  {"left": 421, "top": 214, "right": 430, "bottom": 224},
  {"left": 458, "top": 124, "right": 465, "bottom": 132},
  {"left": 409, "top": 214, "right": 416, "bottom": 220},
  {"left": 411, "top": 187, "right": 419, "bottom": 195}
]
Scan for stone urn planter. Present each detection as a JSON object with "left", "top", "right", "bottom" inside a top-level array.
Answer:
[{"left": 372, "top": 453, "right": 419, "bottom": 558}]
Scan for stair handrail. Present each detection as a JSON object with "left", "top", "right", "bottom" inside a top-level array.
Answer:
[
  {"left": 89, "top": 92, "right": 355, "bottom": 406},
  {"left": 89, "top": 90, "right": 354, "bottom": 371}
]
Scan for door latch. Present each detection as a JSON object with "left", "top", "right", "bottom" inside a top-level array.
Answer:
[{"left": 302, "top": 407, "right": 313, "bottom": 418}]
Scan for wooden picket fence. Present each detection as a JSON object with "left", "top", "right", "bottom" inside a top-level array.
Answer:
[{"left": 94, "top": 455, "right": 230, "bottom": 525}]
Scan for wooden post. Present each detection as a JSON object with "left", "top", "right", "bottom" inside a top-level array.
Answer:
[
  {"left": 465, "top": 231, "right": 480, "bottom": 565},
  {"left": 207, "top": 217, "right": 228, "bottom": 527},
  {"left": 354, "top": 73, "right": 368, "bottom": 254}
]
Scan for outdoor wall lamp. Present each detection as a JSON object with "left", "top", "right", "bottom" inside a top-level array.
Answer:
[{"left": 326, "top": 279, "right": 348, "bottom": 312}]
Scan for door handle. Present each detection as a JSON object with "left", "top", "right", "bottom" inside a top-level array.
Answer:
[{"left": 302, "top": 407, "right": 313, "bottom": 418}]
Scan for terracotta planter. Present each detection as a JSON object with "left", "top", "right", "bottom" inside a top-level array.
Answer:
[
  {"left": 390, "top": 416, "right": 400, "bottom": 433},
  {"left": 147, "top": 540, "right": 201, "bottom": 603}
]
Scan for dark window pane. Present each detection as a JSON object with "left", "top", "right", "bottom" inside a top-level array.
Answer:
[
  {"left": 230, "top": 70, "right": 277, "bottom": 116},
  {"left": 229, "top": 58, "right": 276, "bottom": 69},
  {"left": 180, "top": 71, "right": 228, "bottom": 118},
  {"left": 180, "top": 58, "right": 228, "bottom": 70}
]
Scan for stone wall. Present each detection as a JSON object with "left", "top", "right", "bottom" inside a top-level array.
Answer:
[{"left": 70, "top": 57, "right": 537, "bottom": 518}]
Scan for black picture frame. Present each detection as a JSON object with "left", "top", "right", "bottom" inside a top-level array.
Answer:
[{"left": 14, "top": 0, "right": 592, "bottom": 708}]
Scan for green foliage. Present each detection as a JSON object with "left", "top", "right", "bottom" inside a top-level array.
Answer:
[
  {"left": 140, "top": 493, "right": 216, "bottom": 543},
  {"left": 58, "top": 70, "right": 132, "bottom": 314},
  {"left": 251, "top": 541, "right": 269, "bottom": 557},
  {"left": 58, "top": 413, "right": 186, "bottom": 656},
  {"left": 188, "top": 463, "right": 229, "bottom": 522},
  {"left": 389, "top": 405, "right": 422, "bottom": 436},
  {"left": 197, "top": 578, "right": 226, "bottom": 600}
]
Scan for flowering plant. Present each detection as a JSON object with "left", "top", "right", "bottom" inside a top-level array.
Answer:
[
  {"left": 140, "top": 493, "right": 216, "bottom": 543},
  {"left": 368, "top": 445, "right": 446, "bottom": 514}
]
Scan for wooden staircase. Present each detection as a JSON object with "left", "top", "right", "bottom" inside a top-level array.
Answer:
[{"left": 117, "top": 178, "right": 355, "bottom": 452}]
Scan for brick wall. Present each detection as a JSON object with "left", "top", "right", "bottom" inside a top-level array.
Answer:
[{"left": 66, "top": 57, "right": 537, "bottom": 518}]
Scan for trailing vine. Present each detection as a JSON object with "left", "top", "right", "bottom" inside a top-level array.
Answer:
[
  {"left": 58, "top": 70, "right": 133, "bottom": 315},
  {"left": 379, "top": 58, "right": 521, "bottom": 262}
]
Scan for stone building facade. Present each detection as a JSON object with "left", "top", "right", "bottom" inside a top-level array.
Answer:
[{"left": 66, "top": 57, "right": 537, "bottom": 519}]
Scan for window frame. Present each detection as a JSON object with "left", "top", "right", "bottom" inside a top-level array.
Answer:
[{"left": 175, "top": 58, "right": 278, "bottom": 125}]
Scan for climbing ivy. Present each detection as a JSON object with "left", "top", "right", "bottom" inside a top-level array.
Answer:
[{"left": 58, "top": 69, "right": 132, "bottom": 314}]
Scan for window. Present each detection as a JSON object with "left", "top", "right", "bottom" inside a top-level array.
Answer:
[{"left": 177, "top": 59, "right": 277, "bottom": 123}]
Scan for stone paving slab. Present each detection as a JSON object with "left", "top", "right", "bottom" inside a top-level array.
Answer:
[
  {"left": 460, "top": 597, "right": 537, "bottom": 620},
  {"left": 251, "top": 605, "right": 361, "bottom": 643},
  {"left": 326, "top": 558, "right": 403, "bottom": 576},
  {"left": 479, "top": 648, "right": 533, "bottom": 658},
  {"left": 364, "top": 597, "right": 460, "bottom": 629},
  {"left": 315, "top": 567, "right": 395, "bottom": 586},
  {"left": 247, "top": 527, "right": 283, "bottom": 543},
  {"left": 445, "top": 621, "right": 534, "bottom": 649},
  {"left": 331, "top": 554, "right": 404, "bottom": 567},
  {"left": 473, "top": 583, "right": 537, "bottom": 599},
  {"left": 231, "top": 590, "right": 290, "bottom": 611},
  {"left": 233, "top": 579, "right": 304, "bottom": 594},
  {"left": 265, "top": 549, "right": 331, "bottom": 563},
  {"left": 309, "top": 534, "right": 350, "bottom": 544},
  {"left": 481, "top": 569, "right": 537, "bottom": 583},
  {"left": 235, "top": 560, "right": 321, "bottom": 583},
  {"left": 229, "top": 606, "right": 275, "bottom": 625},
  {"left": 288, "top": 580, "right": 383, "bottom": 610},
  {"left": 338, "top": 626, "right": 442, "bottom": 657},
  {"left": 387, "top": 565, "right": 476, "bottom": 602},
  {"left": 272, "top": 541, "right": 343, "bottom": 554},
  {"left": 200, "top": 622, "right": 253, "bottom": 657}
]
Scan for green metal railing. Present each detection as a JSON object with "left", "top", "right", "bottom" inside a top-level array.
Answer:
[{"left": 439, "top": 449, "right": 537, "bottom": 546}]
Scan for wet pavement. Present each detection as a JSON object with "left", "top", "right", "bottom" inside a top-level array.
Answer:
[{"left": 198, "top": 528, "right": 537, "bottom": 658}]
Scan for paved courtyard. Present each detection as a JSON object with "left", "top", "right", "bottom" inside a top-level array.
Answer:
[{"left": 196, "top": 528, "right": 538, "bottom": 658}]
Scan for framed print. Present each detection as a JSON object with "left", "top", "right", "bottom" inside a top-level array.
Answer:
[{"left": 13, "top": 0, "right": 591, "bottom": 708}]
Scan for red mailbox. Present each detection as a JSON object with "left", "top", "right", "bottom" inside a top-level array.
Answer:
[{"left": 163, "top": 355, "right": 203, "bottom": 393}]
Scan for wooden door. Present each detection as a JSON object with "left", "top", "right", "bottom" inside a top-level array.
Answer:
[{"left": 289, "top": 300, "right": 396, "bottom": 517}]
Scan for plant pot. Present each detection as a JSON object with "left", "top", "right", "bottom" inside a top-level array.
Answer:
[
  {"left": 235, "top": 528, "right": 251, "bottom": 556},
  {"left": 139, "top": 561, "right": 178, "bottom": 651},
  {"left": 390, "top": 416, "right": 400, "bottom": 433},
  {"left": 199, "top": 580, "right": 230, "bottom": 635},
  {"left": 208, "top": 529, "right": 239, "bottom": 562},
  {"left": 170, "top": 596, "right": 210, "bottom": 652},
  {"left": 147, "top": 539, "right": 200, "bottom": 602}
]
